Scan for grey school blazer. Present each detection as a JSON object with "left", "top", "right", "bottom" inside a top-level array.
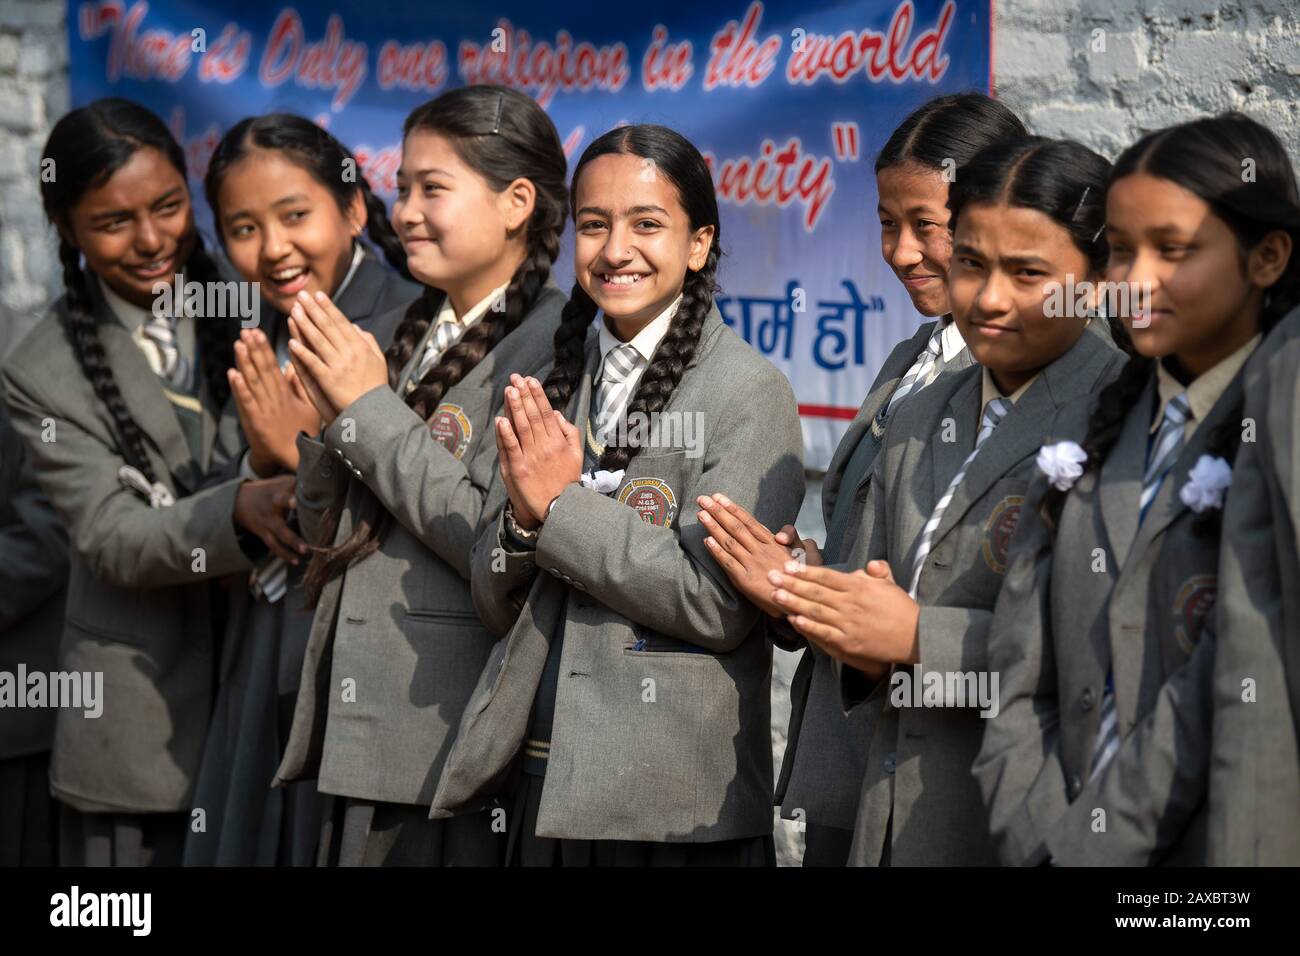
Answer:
[
  {"left": 976, "top": 358, "right": 1244, "bottom": 866},
  {"left": 272, "top": 285, "right": 567, "bottom": 806},
  {"left": 205, "top": 247, "right": 417, "bottom": 495},
  {"left": 2, "top": 278, "right": 252, "bottom": 813},
  {"left": 212, "top": 250, "right": 417, "bottom": 686},
  {"left": 429, "top": 304, "right": 806, "bottom": 842},
  {"left": 777, "top": 320, "right": 972, "bottom": 832},
  {"left": 838, "top": 321, "right": 1122, "bottom": 866},
  {"left": 1209, "top": 309, "right": 1300, "bottom": 865},
  {"left": 0, "top": 398, "right": 68, "bottom": 760}
]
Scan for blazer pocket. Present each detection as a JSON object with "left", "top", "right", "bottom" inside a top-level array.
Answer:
[
  {"left": 404, "top": 607, "right": 485, "bottom": 625},
  {"left": 622, "top": 626, "right": 713, "bottom": 659},
  {"left": 612, "top": 450, "right": 697, "bottom": 531}
]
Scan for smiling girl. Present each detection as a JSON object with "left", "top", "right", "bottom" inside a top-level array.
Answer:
[
  {"left": 976, "top": 114, "right": 1299, "bottom": 866},
  {"left": 183, "top": 114, "right": 419, "bottom": 866},
  {"left": 694, "top": 92, "right": 1025, "bottom": 865},
  {"left": 269, "top": 86, "right": 569, "bottom": 866},
  {"left": 428, "top": 123, "right": 805, "bottom": 866},
  {"left": 765, "top": 136, "right": 1123, "bottom": 866},
  {"left": 1, "top": 98, "right": 300, "bottom": 866}
]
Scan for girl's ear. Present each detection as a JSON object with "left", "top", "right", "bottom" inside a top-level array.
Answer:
[
  {"left": 1247, "top": 228, "right": 1294, "bottom": 290},
  {"left": 501, "top": 177, "right": 537, "bottom": 234},
  {"left": 346, "top": 188, "right": 368, "bottom": 238},
  {"left": 687, "top": 224, "right": 715, "bottom": 272}
]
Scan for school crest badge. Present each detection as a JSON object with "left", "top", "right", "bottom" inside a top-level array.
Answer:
[
  {"left": 617, "top": 477, "right": 677, "bottom": 526},
  {"left": 982, "top": 495, "right": 1024, "bottom": 574},
  {"left": 429, "top": 403, "right": 473, "bottom": 460},
  {"left": 1172, "top": 573, "right": 1217, "bottom": 653}
]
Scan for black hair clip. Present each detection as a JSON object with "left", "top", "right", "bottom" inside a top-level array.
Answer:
[{"left": 491, "top": 92, "right": 504, "bottom": 135}]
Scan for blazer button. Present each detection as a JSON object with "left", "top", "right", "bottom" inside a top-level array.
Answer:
[
  {"left": 521, "top": 561, "right": 535, "bottom": 573},
  {"left": 883, "top": 752, "right": 897, "bottom": 774},
  {"left": 1069, "top": 774, "right": 1082, "bottom": 798},
  {"left": 1081, "top": 688, "right": 1095, "bottom": 711},
  {"left": 320, "top": 464, "right": 333, "bottom": 478}
]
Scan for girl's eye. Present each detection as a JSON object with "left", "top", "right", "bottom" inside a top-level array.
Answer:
[
  {"left": 1161, "top": 244, "right": 1190, "bottom": 256},
  {"left": 579, "top": 220, "right": 606, "bottom": 232},
  {"left": 1018, "top": 268, "right": 1047, "bottom": 278},
  {"left": 395, "top": 184, "right": 409, "bottom": 198},
  {"left": 423, "top": 182, "right": 443, "bottom": 196},
  {"left": 917, "top": 219, "right": 939, "bottom": 230},
  {"left": 101, "top": 218, "right": 129, "bottom": 233},
  {"left": 158, "top": 201, "right": 183, "bottom": 215},
  {"left": 285, "top": 210, "right": 308, "bottom": 223},
  {"left": 635, "top": 219, "right": 660, "bottom": 230},
  {"left": 229, "top": 224, "right": 253, "bottom": 239},
  {"left": 957, "top": 256, "right": 982, "bottom": 270},
  {"left": 879, "top": 219, "right": 896, "bottom": 229}
]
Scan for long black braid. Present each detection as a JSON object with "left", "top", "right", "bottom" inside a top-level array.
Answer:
[
  {"left": 300, "top": 85, "right": 568, "bottom": 608},
  {"left": 542, "top": 124, "right": 724, "bottom": 473}
]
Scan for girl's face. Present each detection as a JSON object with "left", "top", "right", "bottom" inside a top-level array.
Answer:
[
  {"left": 949, "top": 201, "right": 1092, "bottom": 394},
  {"left": 1106, "top": 172, "right": 1290, "bottom": 376},
  {"left": 393, "top": 129, "right": 532, "bottom": 313},
  {"left": 572, "top": 152, "right": 714, "bottom": 333},
  {"left": 877, "top": 160, "right": 952, "bottom": 317},
  {"left": 64, "top": 146, "right": 196, "bottom": 309},
  {"left": 217, "top": 148, "right": 365, "bottom": 317}
]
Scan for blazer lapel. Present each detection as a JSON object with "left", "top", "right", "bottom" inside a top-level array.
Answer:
[
  {"left": 1127, "top": 369, "right": 1246, "bottom": 568},
  {"left": 824, "top": 321, "right": 936, "bottom": 521},
  {"left": 931, "top": 327, "right": 1116, "bottom": 548},
  {"left": 924, "top": 372, "right": 980, "bottom": 541},
  {"left": 97, "top": 320, "right": 197, "bottom": 491},
  {"left": 1099, "top": 378, "right": 1156, "bottom": 570}
]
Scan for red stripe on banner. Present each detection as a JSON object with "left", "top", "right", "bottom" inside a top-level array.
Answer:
[{"left": 798, "top": 403, "right": 859, "bottom": 420}]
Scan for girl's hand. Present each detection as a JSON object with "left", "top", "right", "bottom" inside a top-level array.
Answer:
[
  {"left": 697, "top": 493, "right": 807, "bottom": 617},
  {"left": 285, "top": 339, "right": 339, "bottom": 425},
  {"left": 775, "top": 525, "right": 822, "bottom": 566},
  {"left": 766, "top": 560, "right": 918, "bottom": 680},
  {"left": 233, "top": 474, "right": 308, "bottom": 564},
  {"left": 495, "top": 374, "right": 582, "bottom": 530},
  {"left": 227, "top": 328, "right": 321, "bottom": 474},
  {"left": 286, "top": 289, "right": 390, "bottom": 415}
]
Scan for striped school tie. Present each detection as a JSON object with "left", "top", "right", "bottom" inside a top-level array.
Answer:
[
  {"left": 881, "top": 326, "right": 944, "bottom": 425},
  {"left": 907, "top": 397, "right": 1011, "bottom": 598},
  {"left": 591, "top": 343, "right": 642, "bottom": 447},
  {"left": 413, "top": 318, "right": 466, "bottom": 384},
  {"left": 1090, "top": 392, "right": 1193, "bottom": 780},
  {"left": 141, "top": 309, "right": 193, "bottom": 392}
]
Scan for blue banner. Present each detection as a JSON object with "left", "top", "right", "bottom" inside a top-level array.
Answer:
[{"left": 68, "top": 0, "right": 990, "bottom": 469}]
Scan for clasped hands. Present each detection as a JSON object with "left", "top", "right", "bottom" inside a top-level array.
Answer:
[
  {"left": 494, "top": 374, "right": 583, "bottom": 531},
  {"left": 696, "top": 495, "right": 920, "bottom": 680}
]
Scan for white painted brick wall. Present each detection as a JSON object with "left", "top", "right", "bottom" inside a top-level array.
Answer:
[{"left": 0, "top": 0, "right": 67, "bottom": 353}]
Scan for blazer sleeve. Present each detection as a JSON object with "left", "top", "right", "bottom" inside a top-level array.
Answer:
[
  {"left": 972, "top": 470, "right": 1071, "bottom": 866},
  {"left": 833, "top": 460, "right": 892, "bottom": 711},
  {"left": 320, "top": 384, "right": 498, "bottom": 580},
  {"left": 2, "top": 363, "right": 251, "bottom": 589},
  {"left": 293, "top": 431, "right": 348, "bottom": 547},
  {"left": 1207, "top": 356, "right": 1300, "bottom": 863},
  {"left": 470, "top": 507, "right": 542, "bottom": 637},
  {"left": 0, "top": 405, "right": 68, "bottom": 629},
  {"left": 535, "top": 366, "right": 805, "bottom": 652},
  {"left": 1041, "top": 627, "right": 1215, "bottom": 866}
]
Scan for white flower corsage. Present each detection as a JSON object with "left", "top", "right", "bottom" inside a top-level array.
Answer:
[
  {"left": 1035, "top": 440, "right": 1088, "bottom": 491},
  {"left": 1179, "top": 454, "right": 1232, "bottom": 513},
  {"left": 580, "top": 469, "right": 625, "bottom": 494}
]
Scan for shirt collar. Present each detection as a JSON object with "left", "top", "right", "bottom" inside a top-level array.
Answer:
[
  {"left": 938, "top": 315, "right": 966, "bottom": 364},
  {"left": 980, "top": 365, "right": 1038, "bottom": 418},
  {"left": 1150, "top": 334, "right": 1261, "bottom": 434},
  {"left": 597, "top": 293, "right": 682, "bottom": 366},
  {"left": 330, "top": 243, "right": 365, "bottom": 303},
  {"left": 435, "top": 281, "right": 510, "bottom": 331},
  {"left": 98, "top": 274, "right": 158, "bottom": 334}
]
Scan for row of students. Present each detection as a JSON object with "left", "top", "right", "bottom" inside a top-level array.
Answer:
[{"left": 6, "top": 88, "right": 1300, "bottom": 867}]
